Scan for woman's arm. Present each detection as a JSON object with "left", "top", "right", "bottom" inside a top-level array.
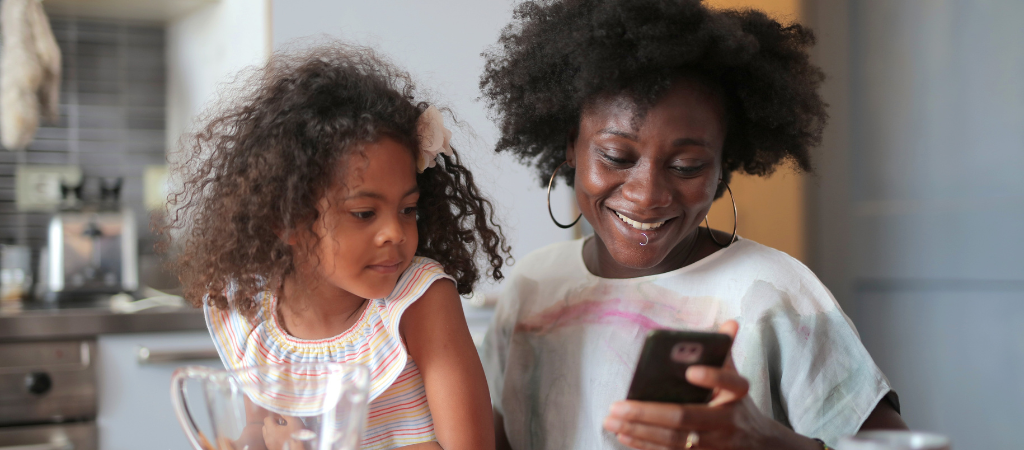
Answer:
[
  {"left": 495, "top": 409, "right": 513, "bottom": 450},
  {"left": 401, "top": 279, "right": 495, "bottom": 450},
  {"left": 859, "top": 399, "right": 908, "bottom": 431}
]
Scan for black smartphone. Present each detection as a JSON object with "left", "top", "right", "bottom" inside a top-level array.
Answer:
[{"left": 625, "top": 329, "right": 733, "bottom": 404}]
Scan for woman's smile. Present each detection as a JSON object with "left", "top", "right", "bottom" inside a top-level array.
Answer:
[
  {"left": 611, "top": 209, "right": 671, "bottom": 231},
  {"left": 605, "top": 207, "right": 680, "bottom": 248}
]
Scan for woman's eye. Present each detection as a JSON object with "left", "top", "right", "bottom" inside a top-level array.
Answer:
[
  {"left": 672, "top": 164, "right": 705, "bottom": 176},
  {"left": 598, "top": 149, "right": 631, "bottom": 166},
  {"left": 352, "top": 211, "right": 375, "bottom": 220}
]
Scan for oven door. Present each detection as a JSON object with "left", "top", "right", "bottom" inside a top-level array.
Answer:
[
  {"left": 0, "top": 422, "right": 96, "bottom": 450},
  {"left": 0, "top": 340, "right": 96, "bottom": 425}
]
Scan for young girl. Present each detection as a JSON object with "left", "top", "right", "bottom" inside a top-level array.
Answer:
[{"left": 163, "top": 44, "right": 508, "bottom": 450}]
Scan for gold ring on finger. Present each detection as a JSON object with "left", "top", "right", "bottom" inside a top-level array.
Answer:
[{"left": 684, "top": 430, "right": 699, "bottom": 449}]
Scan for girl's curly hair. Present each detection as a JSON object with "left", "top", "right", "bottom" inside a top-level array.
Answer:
[
  {"left": 480, "top": 0, "right": 828, "bottom": 191},
  {"left": 161, "top": 44, "right": 510, "bottom": 317}
]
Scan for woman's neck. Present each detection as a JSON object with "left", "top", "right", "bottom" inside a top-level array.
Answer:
[{"left": 277, "top": 272, "right": 369, "bottom": 340}]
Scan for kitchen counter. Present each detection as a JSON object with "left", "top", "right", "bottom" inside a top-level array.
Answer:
[
  {"left": 0, "top": 298, "right": 205, "bottom": 342},
  {"left": 0, "top": 296, "right": 495, "bottom": 343}
]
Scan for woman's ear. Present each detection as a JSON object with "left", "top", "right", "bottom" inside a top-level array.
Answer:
[{"left": 566, "top": 127, "right": 579, "bottom": 168}]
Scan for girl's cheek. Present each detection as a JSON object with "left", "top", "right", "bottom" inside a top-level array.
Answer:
[{"left": 408, "top": 224, "right": 419, "bottom": 249}]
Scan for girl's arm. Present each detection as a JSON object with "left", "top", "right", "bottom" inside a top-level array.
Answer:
[{"left": 401, "top": 279, "right": 495, "bottom": 450}]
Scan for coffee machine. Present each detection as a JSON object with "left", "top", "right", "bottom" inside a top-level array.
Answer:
[{"left": 42, "top": 177, "right": 138, "bottom": 298}]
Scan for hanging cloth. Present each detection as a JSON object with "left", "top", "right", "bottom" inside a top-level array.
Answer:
[{"left": 1, "top": 0, "right": 61, "bottom": 151}]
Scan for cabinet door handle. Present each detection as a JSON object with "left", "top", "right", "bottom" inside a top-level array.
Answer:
[{"left": 137, "top": 347, "right": 219, "bottom": 364}]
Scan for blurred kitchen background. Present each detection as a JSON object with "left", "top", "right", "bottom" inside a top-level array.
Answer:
[{"left": 0, "top": 0, "right": 1019, "bottom": 449}]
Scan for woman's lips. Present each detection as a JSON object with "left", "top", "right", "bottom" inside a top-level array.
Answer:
[
  {"left": 609, "top": 208, "right": 675, "bottom": 231},
  {"left": 613, "top": 211, "right": 667, "bottom": 230},
  {"left": 605, "top": 208, "right": 674, "bottom": 246}
]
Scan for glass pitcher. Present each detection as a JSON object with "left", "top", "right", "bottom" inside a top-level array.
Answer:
[{"left": 171, "top": 362, "right": 370, "bottom": 450}]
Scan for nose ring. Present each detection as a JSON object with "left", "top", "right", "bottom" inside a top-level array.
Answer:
[{"left": 640, "top": 233, "right": 649, "bottom": 246}]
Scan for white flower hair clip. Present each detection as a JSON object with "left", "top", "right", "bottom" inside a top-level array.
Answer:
[{"left": 416, "top": 105, "right": 453, "bottom": 172}]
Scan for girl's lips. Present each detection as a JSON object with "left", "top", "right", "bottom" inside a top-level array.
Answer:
[{"left": 367, "top": 261, "right": 402, "bottom": 274}]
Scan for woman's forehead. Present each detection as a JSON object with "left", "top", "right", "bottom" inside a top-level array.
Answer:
[{"left": 579, "top": 79, "right": 727, "bottom": 144}]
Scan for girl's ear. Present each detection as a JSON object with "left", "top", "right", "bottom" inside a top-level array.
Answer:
[{"left": 275, "top": 226, "right": 299, "bottom": 246}]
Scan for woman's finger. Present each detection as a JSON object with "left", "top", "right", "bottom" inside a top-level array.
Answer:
[
  {"left": 604, "top": 416, "right": 690, "bottom": 446},
  {"left": 718, "top": 320, "right": 739, "bottom": 340},
  {"left": 686, "top": 365, "right": 749, "bottom": 406},
  {"left": 718, "top": 320, "right": 739, "bottom": 372},
  {"left": 616, "top": 432, "right": 674, "bottom": 450},
  {"left": 685, "top": 365, "right": 749, "bottom": 394},
  {"left": 607, "top": 401, "right": 732, "bottom": 430}
]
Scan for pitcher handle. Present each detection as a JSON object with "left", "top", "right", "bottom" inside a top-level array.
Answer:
[{"left": 171, "top": 366, "right": 216, "bottom": 450}]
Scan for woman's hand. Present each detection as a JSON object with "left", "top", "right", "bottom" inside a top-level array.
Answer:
[{"left": 602, "top": 321, "right": 821, "bottom": 450}]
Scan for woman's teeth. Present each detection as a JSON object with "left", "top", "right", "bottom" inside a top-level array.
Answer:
[{"left": 615, "top": 211, "right": 666, "bottom": 230}]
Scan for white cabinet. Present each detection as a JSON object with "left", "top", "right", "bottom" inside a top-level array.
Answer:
[{"left": 96, "top": 331, "right": 221, "bottom": 450}]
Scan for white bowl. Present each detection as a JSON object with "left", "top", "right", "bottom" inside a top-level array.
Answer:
[{"left": 836, "top": 430, "right": 951, "bottom": 450}]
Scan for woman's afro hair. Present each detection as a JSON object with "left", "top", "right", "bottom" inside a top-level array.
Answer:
[{"left": 480, "top": 0, "right": 828, "bottom": 187}]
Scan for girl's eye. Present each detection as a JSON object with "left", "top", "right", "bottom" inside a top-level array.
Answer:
[
  {"left": 352, "top": 211, "right": 375, "bottom": 220},
  {"left": 401, "top": 206, "right": 418, "bottom": 216}
]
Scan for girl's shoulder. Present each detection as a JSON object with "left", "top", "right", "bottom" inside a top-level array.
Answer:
[
  {"left": 388, "top": 256, "right": 452, "bottom": 299},
  {"left": 203, "top": 260, "right": 455, "bottom": 402},
  {"left": 376, "top": 256, "right": 454, "bottom": 334}
]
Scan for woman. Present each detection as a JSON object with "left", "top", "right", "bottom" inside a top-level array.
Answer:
[{"left": 479, "top": 1, "right": 907, "bottom": 449}]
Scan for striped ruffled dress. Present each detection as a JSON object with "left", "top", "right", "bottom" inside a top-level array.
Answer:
[{"left": 205, "top": 257, "right": 451, "bottom": 450}]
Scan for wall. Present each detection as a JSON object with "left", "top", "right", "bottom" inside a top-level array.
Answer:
[
  {"left": 271, "top": 0, "right": 576, "bottom": 294},
  {"left": 0, "top": 16, "right": 167, "bottom": 249},
  {"left": 703, "top": 0, "right": 808, "bottom": 263},
  {"left": 807, "top": 0, "right": 1024, "bottom": 446},
  {"left": 165, "top": 0, "right": 270, "bottom": 159}
]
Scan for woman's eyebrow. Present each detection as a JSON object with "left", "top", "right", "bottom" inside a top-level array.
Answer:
[
  {"left": 672, "top": 137, "right": 710, "bottom": 147},
  {"left": 598, "top": 128, "right": 709, "bottom": 148},
  {"left": 597, "top": 127, "right": 638, "bottom": 140}
]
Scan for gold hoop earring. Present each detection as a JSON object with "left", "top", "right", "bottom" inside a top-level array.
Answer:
[
  {"left": 546, "top": 161, "right": 582, "bottom": 229},
  {"left": 704, "top": 181, "right": 737, "bottom": 247}
]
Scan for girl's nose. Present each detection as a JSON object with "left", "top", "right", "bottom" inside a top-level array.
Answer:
[
  {"left": 374, "top": 213, "right": 406, "bottom": 246},
  {"left": 620, "top": 162, "right": 672, "bottom": 209}
]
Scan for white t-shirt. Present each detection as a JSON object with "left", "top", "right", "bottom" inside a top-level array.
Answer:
[{"left": 482, "top": 237, "right": 893, "bottom": 449}]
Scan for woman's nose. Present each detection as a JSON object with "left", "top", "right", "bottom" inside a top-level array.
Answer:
[
  {"left": 374, "top": 213, "right": 406, "bottom": 246},
  {"left": 619, "top": 162, "right": 672, "bottom": 209}
]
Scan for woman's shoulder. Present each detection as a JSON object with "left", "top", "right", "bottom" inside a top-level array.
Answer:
[
  {"left": 729, "top": 239, "right": 815, "bottom": 270},
  {"left": 711, "top": 238, "right": 839, "bottom": 313},
  {"left": 509, "top": 238, "right": 586, "bottom": 280},
  {"left": 721, "top": 238, "right": 817, "bottom": 278}
]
